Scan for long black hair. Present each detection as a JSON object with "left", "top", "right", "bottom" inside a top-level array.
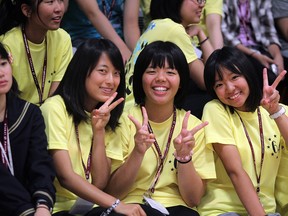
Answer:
[
  {"left": 54, "top": 38, "right": 125, "bottom": 130},
  {"left": 204, "top": 46, "right": 262, "bottom": 113}
]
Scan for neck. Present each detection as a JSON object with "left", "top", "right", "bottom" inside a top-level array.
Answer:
[
  {"left": 23, "top": 23, "right": 47, "bottom": 44},
  {"left": 144, "top": 103, "right": 174, "bottom": 123},
  {"left": 0, "top": 95, "right": 6, "bottom": 122}
]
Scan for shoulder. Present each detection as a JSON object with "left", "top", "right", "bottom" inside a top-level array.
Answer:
[
  {"left": 46, "top": 28, "right": 71, "bottom": 42},
  {"left": 40, "top": 95, "right": 66, "bottom": 115}
]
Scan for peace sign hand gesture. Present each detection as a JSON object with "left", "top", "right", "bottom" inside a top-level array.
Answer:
[
  {"left": 173, "top": 111, "right": 208, "bottom": 159},
  {"left": 261, "top": 68, "right": 287, "bottom": 114},
  {"left": 91, "top": 92, "right": 124, "bottom": 133},
  {"left": 128, "top": 106, "right": 155, "bottom": 155}
]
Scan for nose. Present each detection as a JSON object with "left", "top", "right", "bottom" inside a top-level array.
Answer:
[
  {"left": 54, "top": 0, "right": 64, "bottom": 12},
  {"left": 105, "top": 72, "right": 114, "bottom": 84},
  {"left": 225, "top": 82, "right": 235, "bottom": 92},
  {"left": 155, "top": 71, "right": 166, "bottom": 82}
]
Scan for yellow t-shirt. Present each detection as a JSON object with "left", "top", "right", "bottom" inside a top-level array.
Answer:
[
  {"left": 40, "top": 95, "right": 123, "bottom": 213},
  {"left": 124, "top": 18, "right": 198, "bottom": 110},
  {"left": 107, "top": 106, "right": 216, "bottom": 210},
  {"left": 0, "top": 26, "right": 73, "bottom": 105},
  {"left": 275, "top": 146, "right": 288, "bottom": 216},
  {"left": 198, "top": 99, "right": 285, "bottom": 215}
]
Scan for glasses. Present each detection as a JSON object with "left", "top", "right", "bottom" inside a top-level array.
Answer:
[{"left": 192, "top": 0, "right": 206, "bottom": 5}]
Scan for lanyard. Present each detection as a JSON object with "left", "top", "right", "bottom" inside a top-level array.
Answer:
[
  {"left": 0, "top": 109, "right": 14, "bottom": 175},
  {"left": 21, "top": 26, "right": 47, "bottom": 105},
  {"left": 75, "top": 125, "right": 92, "bottom": 180},
  {"left": 236, "top": 108, "right": 265, "bottom": 194},
  {"left": 143, "top": 107, "right": 176, "bottom": 195},
  {"left": 101, "top": 0, "right": 116, "bottom": 19}
]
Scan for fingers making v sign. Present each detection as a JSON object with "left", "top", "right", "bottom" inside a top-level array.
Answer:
[
  {"left": 261, "top": 68, "right": 287, "bottom": 114},
  {"left": 128, "top": 106, "right": 155, "bottom": 154},
  {"left": 173, "top": 111, "right": 208, "bottom": 161},
  {"left": 91, "top": 92, "right": 124, "bottom": 132}
]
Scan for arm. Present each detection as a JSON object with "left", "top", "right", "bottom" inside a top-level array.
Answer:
[
  {"left": 275, "top": 17, "right": 288, "bottom": 41},
  {"left": 123, "top": 0, "right": 140, "bottom": 51},
  {"left": 105, "top": 107, "right": 155, "bottom": 199},
  {"left": 174, "top": 112, "right": 208, "bottom": 207},
  {"left": 205, "top": 13, "right": 223, "bottom": 49},
  {"left": 261, "top": 69, "right": 288, "bottom": 145},
  {"left": 267, "top": 43, "right": 285, "bottom": 73},
  {"left": 75, "top": 0, "right": 131, "bottom": 62},
  {"left": 213, "top": 143, "right": 266, "bottom": 216},
  {"left": 188, "top": 59, "right": 205, "bottom": 90}
]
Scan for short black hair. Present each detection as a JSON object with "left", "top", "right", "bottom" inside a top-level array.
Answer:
[
  {"left": 133, "top": 41, "right": 190, "bottom": 109},
  {"left": 55, "top": 38, "right": 125, "bottom": 130},
  {"left": 204, "top": 46, "right": 262, "bottom": 113}
]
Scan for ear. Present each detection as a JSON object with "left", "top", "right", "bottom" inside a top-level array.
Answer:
[{"left": 21, "top": 4, "right": 32, "bottom": 17}]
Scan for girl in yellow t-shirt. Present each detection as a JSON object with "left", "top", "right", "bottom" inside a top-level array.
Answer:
[
  {"left": 198, "top": 46, "right": 288, "bottom": 216},
  {"left": 41, "top": 38, "right": 146, "bottom": 216},
  {"left": 105, "top": 41, "right": 216, "bottom": 216}
]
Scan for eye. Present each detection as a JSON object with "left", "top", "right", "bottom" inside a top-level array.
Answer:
[
  {"left": 214, "top": 83, "right": 222, "bottom": 89},
  {"left": 145, "top": 69, "right": 156, "bottom": 74},
  {"left": 232, "top": 75, "right": 240, "bottom": 80},
  {"left": 114, "top": 71, "right": 121, "bottom": 76},
  {"left": 166, "top": 70, "right": 178, "bottom": 75}
]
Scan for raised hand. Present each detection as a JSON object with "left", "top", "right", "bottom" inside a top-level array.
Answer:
[
  {"left": 173, "top": 111, "right": 208, "bottom": 158},
  {"left": 128, "top": 106, "right": 155, "bottom": 154},
  {"left": 91, "top": 92, "right": 124, "bottom": 132},
  {"left": 261, "top": 68, "right": 287, "bottom": 114}
]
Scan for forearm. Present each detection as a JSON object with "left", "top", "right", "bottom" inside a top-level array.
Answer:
[
  {"left": 177, "top": 161, "right": 205, "bottom": 207},
  {"left": 197, "top": 30, "right": 213, "bottom": 62},
  {"left": 105, "top": 149, "right": 144, "bottom": 199},
  {"left": 91, "top": 130, "right": 110, "bottom": 189},
  {"left": 206, "top": 14, "right": 223, "bottom": 49},
  {"left": 229, "top": 171, "right": 266, "bottom": 216}
]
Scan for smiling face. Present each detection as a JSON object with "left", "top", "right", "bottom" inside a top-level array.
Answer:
[
  {"left": 84, "top": 53, "right": 120, "bottom": 111},
  {"left": 28, "top": 0, "right": 65, "bottom": 31},
  {"left": 180, "top": 0, "right": 205, "bottom": 26},
  {"left": 0, "top": 57, "right": 12, "bottom": 96},
  {"left": 214, "top": 67, "right": 250, "bottom": 111},
  {"left": 142, "top": 60, "right": 180, "bottom": 108}
]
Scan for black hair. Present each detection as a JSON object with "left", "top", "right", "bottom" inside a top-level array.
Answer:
[
  {"left": 204, "top": 46, "right": 262, "bottom": 113},
  {"left": 0, "top": 0, "right": 43, "bottom": 35},
  {"left": 54, "top": 38, "right": 125, "bottom": 130},
  {"left": 0, "top": 42, "right": 20, "bottom": 96},
  {"left": 150, "top": 0, "right": 183, "bottom": 23},
  {"left": 133, "top": 41, "right": 190, "bottom": 109}
]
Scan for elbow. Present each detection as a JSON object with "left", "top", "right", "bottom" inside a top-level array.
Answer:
[{"left": 186, "top": 196, "right": 202, "bottom": 208}]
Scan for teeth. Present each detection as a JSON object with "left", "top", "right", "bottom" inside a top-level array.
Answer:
[
  {"left": 229, "top": 92, "right": 240, "bottom": 100},
  {"left": 153, "top": 87, "right": 167, "bottom": 91}
]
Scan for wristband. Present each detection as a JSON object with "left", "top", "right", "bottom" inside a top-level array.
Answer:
[
  {"left": 173, "top": 151, "right": 193, "bottom": 163},
  {"left": 269, "top": 106, "right": 286, "bottom": 119},
  {"left": 100, "top": 199, "right": 120, "bottom": 216},
  {"left": 198, "top": 37, "right": 209, "bottom": 46}
]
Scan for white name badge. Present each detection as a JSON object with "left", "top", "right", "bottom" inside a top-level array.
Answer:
[
  {"left": 69, "top": 197, "right": 94, "bottom": 215},
  {"left": 143, "top": 196, "right": 169, "bottom": 215}
]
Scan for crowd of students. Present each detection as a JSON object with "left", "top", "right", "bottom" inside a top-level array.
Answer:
[{"left": 0, "top": 0, "right": 288, "bottom": 215}]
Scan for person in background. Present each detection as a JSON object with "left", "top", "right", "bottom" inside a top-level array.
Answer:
[
  {"left": 125, "top": 0, "right": 214, "bottom": 118},
  {"left": 0, "top": 0, "right": 73, "bottom": 106},
  {"left": 272, "top": 0, "right": 288, "bottom": 104},
  {"left": 62, "top": 0, "right": 140, "bottom": 62},
  {"left": 221, "top": 0, "right": 286, "bottom": 88},
  {"left": 0, "top": 42, "right": 56, "bottom": 216},
  {"left": 105, "top": 41, "right": 216, "bottom": 216},
  {"left": 198, "top": 46, "right": 288, "bottom": 216},
  {"left": 41, "top": 38, "right": 146, "bottom": 216}
]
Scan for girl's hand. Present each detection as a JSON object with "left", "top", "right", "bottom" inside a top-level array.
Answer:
[
  {"left": 261, "top": 68, "right": 287, "bottom": 114},
  {"left": 173, "top": 111, "right": 208, "bottom": 158},
  {"left": 91, "top": 92, "right": 124, "bottom": 132},
  {"left": 128, "top": 106, "right": 155, "bottom": 154},
  {"left": 34, "top": 206, "right": 51, "bottom": 216},
  {"left": 115, "top": 202, "right": 146, "bottom": 216}
]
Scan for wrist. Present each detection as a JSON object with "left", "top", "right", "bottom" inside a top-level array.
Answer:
[
  {"left": 269, "top": 105, "right": 286, "bottom": 119},
  {"left": 36, "top": 199, "right": 53, "bottom": 214},
  {"left": 173, "top": 151, "right": 193, "bottom": 163},
  {"left": 101, "top": 199, "right": 120, "bottom": 216}
]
